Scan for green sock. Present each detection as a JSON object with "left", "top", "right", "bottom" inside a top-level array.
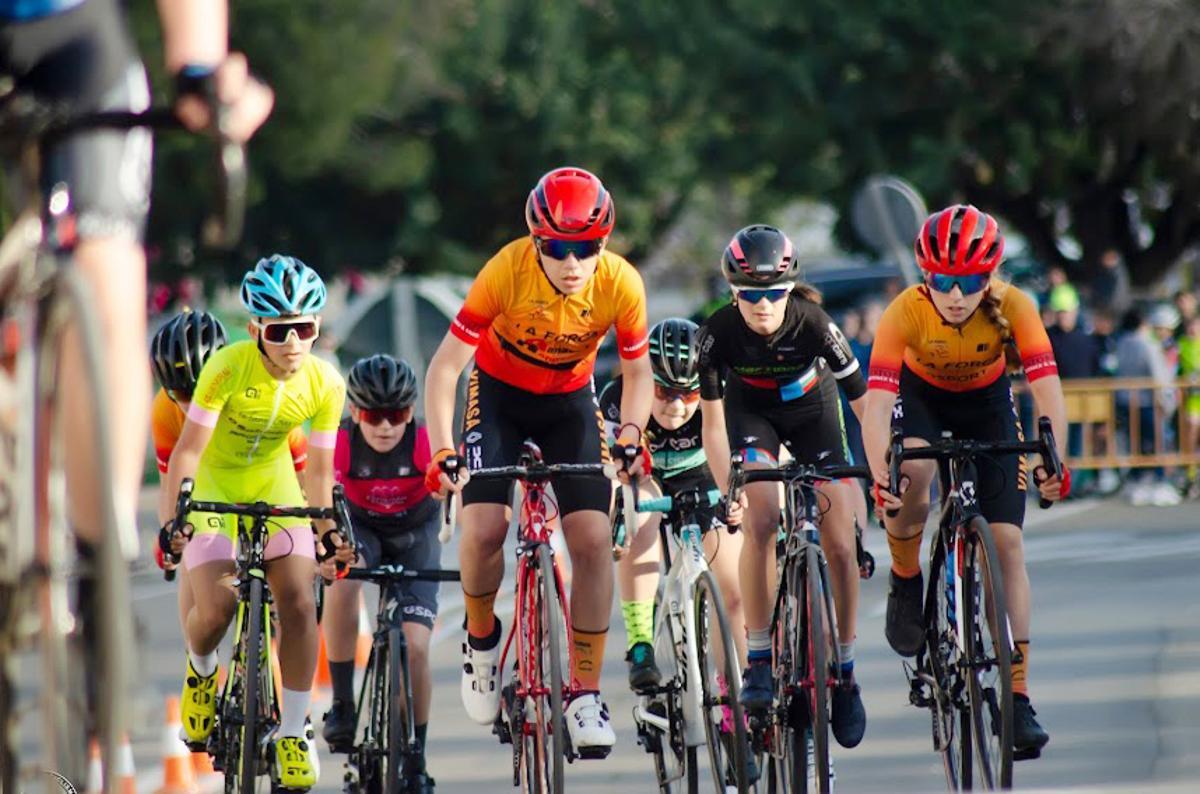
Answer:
[{"left": 621, "top": 598, "right": 655, "bottom": 650}]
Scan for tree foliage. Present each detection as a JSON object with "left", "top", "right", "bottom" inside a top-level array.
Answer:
[{"left": 127, "top": 0, "right": 1200, "bottom": 287}]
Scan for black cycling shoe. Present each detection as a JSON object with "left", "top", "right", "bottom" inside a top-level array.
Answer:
[
  {"left": 408, "top": 772, "right": 436, "bottom": 793},
  {"left": 321, "top": 698, "right": 356, "bottom": 752},
  {"left": 830, "top": 678, "right": 867, "bottom": 748},
  {"left": 885, "top": 570, "right": 925, "bottom": 657},
  {"left": 739, "top": 660, "right": 773, "bottom": 712},
  {"left": 626, "top": 641, "right": 662, "bottom": 692},
  {"left": 1013, "top": 693, "right": 1049, "bottom": 759}
]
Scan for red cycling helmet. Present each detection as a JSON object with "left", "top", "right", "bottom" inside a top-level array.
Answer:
[
  {"left": 525, "top": 167, "right": 615, "bottom": 241},
  {"left": 915, "top": 204, "right": 1005, "bottom": 276}
]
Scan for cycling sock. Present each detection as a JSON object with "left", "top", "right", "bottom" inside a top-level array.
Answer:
[
  {"left": 188, "top": 648, "right": 219, "bottom": 678},
  {"left": 747, "top": 627, "right": 772, "bottom": 664},
  {"left": 463, "top": 589, "right": 498, "bottom": 642},
  {"left": 329, "top": 659, "right": 355, "bottom": 705},
  {"left": 413, "top": 723, "right": 428, "bottom": 772},
  {"left": 466, "top": 615, "right": 502, "bottom": 651},
  {"left": 572, "top": 627, "right": 608, "bottom": 691},
  {"left": 280, "top": 687, "right": 312, "bottom": 738},
  {"left": 621, "top": 598, "right": 655, "bottom": 650},
  {"left": 839, "top": 640, "right": 855, "bottom": 676},
  {"left": 1012, "top": 640, "right": 1029, "bottom": 696},
  {"left": 887, "top": 530, "right": 923, "bottom": 578}
]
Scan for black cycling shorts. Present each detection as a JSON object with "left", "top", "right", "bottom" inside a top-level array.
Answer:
[
  {"left": 353, "top": 511, "right": 442, "bottom": 629},
  {"left": 0, "top": 0, "right": 152, "bottom": 242},
  {"left": 657, "top": 463, "right": 722, "bottom": 533},
  {"left": 460, "top": 367, "right": 612, "bottom": 516},
  {"left": 892, "top": 366, "right": 1028, "bottom": 528},
  {"left": 724, "top": 379, "right": 851, "bottom": 466}
]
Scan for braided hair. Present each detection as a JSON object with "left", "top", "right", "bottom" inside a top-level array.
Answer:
[{"left": 979, "top": 279, "right": 1023, "bottom": 372}]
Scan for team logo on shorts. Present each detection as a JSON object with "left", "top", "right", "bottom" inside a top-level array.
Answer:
[
  {"left": 465, "top": 431, "right": 482, "bottom": 445},
  {"left": 892, "top": 400, "right": 904, "bottom": 420}
]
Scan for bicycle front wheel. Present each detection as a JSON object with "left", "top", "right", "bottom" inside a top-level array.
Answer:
[
  {"left": 237, "top": 578, "right": 264, "bottom": 794},
  {"left": 963, "top": 517, "right": 1013, "bottom": 789},
  {"left": 386, "top": 624, "right": 413, "bottom": 794},
  {"left": 694, "top": 569, "right": 751, "bottom": 794},
  {"left": 927, "top": 538, "right": 970, "bottom": 791},
  {"left": 803, "top": 544, "right": 834, "bottom": 794},
  {"left": 522, "top": 543, "right": 566, "bottom": 794}
]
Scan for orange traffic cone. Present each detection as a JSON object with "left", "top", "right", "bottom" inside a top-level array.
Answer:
[
  {"left": 313, "top": 631, "right": 332, "bottom": 689},
  {"left": 155, "top": 696, "right": 198, "bottom": 794},
  {"left": 115, "top": 734, "right": 137, "bottom": 794},
  {"left": 354, "top": 594, "right": 373, "bottom": 668},
  {"left": 84, "top": 738, "right": 102, "bottom": 794},
  {"left": 190, "top": 747, "right": 217, "bottom": 782}
]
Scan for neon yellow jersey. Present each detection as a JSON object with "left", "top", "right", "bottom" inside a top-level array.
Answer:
[{"left": 186, "top": 340, "right": 345, "bottom": 469}]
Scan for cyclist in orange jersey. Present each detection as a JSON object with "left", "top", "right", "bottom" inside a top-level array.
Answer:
[
  {"left": 424, "top": 167, "right": 653, "bottom": 758},
  {"left": 862, "top": 205, "right": 1071, "bottom": 759}
]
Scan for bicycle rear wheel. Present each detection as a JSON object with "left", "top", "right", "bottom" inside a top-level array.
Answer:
[
  {"left": 695, "top": 569, "right": 751, "bottom": 794},
  {"left": 928, "top": 539, "right": 970, "bottom": 790},
  {"left": 522, "top": 543, "right": 566, "bottom": 794},
  {"left": 386, "top": 624, "right": 413, "bottom": 794},
  {"left": 963, "top": 517, "right": 1013, "bottom": 789},
  {"left": 803, "top": 545, "right": 834, "bottom": 794}
]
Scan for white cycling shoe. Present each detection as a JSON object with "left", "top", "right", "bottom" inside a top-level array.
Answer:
[
  {"left": 564, "top": 692, "right": 615, "bottom": 760},
  {"left": 461, "top": 639, "right": 501, "bottom": 725}
]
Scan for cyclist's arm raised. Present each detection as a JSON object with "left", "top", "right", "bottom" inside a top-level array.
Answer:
[{"left": 155, "top": 0, "right": 273, "bottom": 142}]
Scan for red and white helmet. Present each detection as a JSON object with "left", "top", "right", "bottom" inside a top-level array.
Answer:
[
  {"left": 915, "top": 204, "right": 1005, "bottom": 276},
  {"left": 525, "top": 167, "right": 615, "bottom": 241}
]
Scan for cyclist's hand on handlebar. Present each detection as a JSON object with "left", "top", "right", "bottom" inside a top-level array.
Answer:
[
  {"left": 872, "top": 479, "right": 905, "bottom": 515},
  {"left": 173, "top": 53, "right": 274, "bottom": 142},
  {"left": 425, "top": 449, "right": 468, "bottom": 499},
  {"left": 611, "top": 426, "right": 651, "bottom": 484},
  {"left": 318, "top": 531, "right": 356, "bottom": 582},
  {"left": 721, "top": 490, "right": 748, "bottom": 530},
  {"left": 156, "top": 520, "right": 193, "bottom": 571},
  {"left": 1033, "top": 462, "right": 1071, "bottom": 503}
]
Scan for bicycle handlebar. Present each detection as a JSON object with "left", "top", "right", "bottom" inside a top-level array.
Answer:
[
  {"left": 638, "top": 488, "right": 722, "bottom": 515},
  {"left": 345, "top": 564, "right": 462, "bottom": 584}
]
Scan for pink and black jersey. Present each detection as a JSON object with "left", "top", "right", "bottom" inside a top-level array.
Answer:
[{"left": 334, "top": 417, "right": 437, "bottom": 534}]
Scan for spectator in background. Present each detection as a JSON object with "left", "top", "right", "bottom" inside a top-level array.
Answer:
[
  {"left": 1115, "top": 308, "right": 1180, "bottom": 506},
  {"left": 1046, "top": 287, "right": 1098, "bottom": 494},
  {"left": 1091, "top": 309, "right": 1119, "bottom": 376},
  {"left": 1172, "top": 290, "right": 1197, "bottom": 341},
  {"left": 1178, "top": 314, "right": 1200, "bottom": 497},
  {"left": 1091, "top": 249, "right": 1132, "bottom": 315},
  {"left": 1150, "top": 304, "right": 1181, "bottom": 372}
]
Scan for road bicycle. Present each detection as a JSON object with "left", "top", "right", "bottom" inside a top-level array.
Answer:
[
  {"left": 727, "top": 459, "right": 872, "bottom": 794},
  {"left": 0, "top": 92, "right": 243, "bottom": 793},
  {"left": 167, "top": 478, "right": 353, "bottom": 794},
  {"left": 440, "top": 440, "right": 617, "bottom": 794},
  {"left": 341, "top": 561, "right": 460, "bottom": 794},
  {"left": 889, "top": 417, "right": 1061, "bottom": 790},
  {"left": 621, "top": 485, "right": 752, "bottom": 794}
]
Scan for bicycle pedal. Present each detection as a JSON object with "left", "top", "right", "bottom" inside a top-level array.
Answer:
[
  {"left": 572, "top": 745, "right": 613, "bottom": 761},
  {"left": 1014, "top": 746, "right": 1042, "bottom": 761},
  {"left": 182, "top": 739, "right": 208, "bottom": 753}
]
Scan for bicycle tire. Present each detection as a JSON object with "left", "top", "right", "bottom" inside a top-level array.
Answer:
[
  {"left": 804, "top": 545, "right": 833, "bottom": 794},
  {"left": 927, "top": 538, "right": 970, "bottom": 791},
  {"left": 768, "top": 555, "right": 805, "bottom": 794},
  {"left": 963, "top": 516, "right": 1013, "bottom": 789},
  {"left": 536, "top": 542, "right": 566, "bottom": 794},
  {"left": 386, "top": 624, "right": 413, "bottom": 794},
  {"left": 357, "top": 633, "right": 387, "bottom": 794},
  {"left": 239, "top": 577, "right": 264, "bottom": 794},
  {"left": 694, "top": 569, "right": 751, "bottom": 794}
]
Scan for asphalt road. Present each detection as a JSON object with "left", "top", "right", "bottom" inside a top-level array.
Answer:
[{"left": 11, "top": 494, "right": 1200, "bottom": 793}]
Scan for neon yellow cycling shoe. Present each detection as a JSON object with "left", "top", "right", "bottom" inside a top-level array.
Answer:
[
  {"left": 180, "top": 657, "right": 219, "bottom": 745},
  {"left": 273, "top": 735, "right": 318, "bottom": 790}
]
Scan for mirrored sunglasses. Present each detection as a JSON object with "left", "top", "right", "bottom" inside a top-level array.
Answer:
[
  {"left": 654, "top": 383, "right": 701, "bottom": 404},
  {"left": 535, "top": 237, "right": 605, "bottom": 260},
  {"left": 735, "top": 287, "right": 791, "bottom": 304},
  {"left": 924, "top": 271, "right": 991, "bottom": 295},
  {"left": 255, "top": 319, "right": 319, "bottom": 345},
  {"left": 360, "top": 407, "right": 407, "bottom": 425}
]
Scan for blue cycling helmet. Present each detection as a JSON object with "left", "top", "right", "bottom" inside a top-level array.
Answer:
[{"left": 239, "top": 254, "right": 327, "bottom": 317}]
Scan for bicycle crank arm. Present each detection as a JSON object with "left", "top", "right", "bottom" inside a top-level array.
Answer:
[{"left": 632, "top": 702, "right": 670, "bottom": 734}]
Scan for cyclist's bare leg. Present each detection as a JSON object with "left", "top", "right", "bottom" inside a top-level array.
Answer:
[
  {"left": 989, "top": 521, "right": 1029, "bottom": 640},
  {"left": 183, "top": 559, "right": 237, "bottom": 655},
  {"left": 176, "top": 565, "right": 194, "bottom": 640},
  {"left": 458, "top": 503, "right": 509, "bottom": 635},
  {"left": 704, "top": 524, "right": 746, "bottom": 665},
  {"left": 882, "top": 439, "right": 937, "bottom": 572},
  {"left": 738, "top": 473, "right": 781, "bottom": 634},
  {"left": 816, "top": 480, "right": 861, "bottom": 644},
  {"left": 265, "top": 555, "right": 318, "bottom": 690},
  {"left": 63, "top": 240, "right": 148, "bottom": 549},
  {"left": 615, "top": 479, "right": 663, "bottom": 602},
  {"left": 403, "top": 622, "right": 434, "bottom": 726},
  {"left": 322, "top": 562, "right": 364, "bottom": 663},
  {"left": 560, "top": 509, "right": 614, "bottom": 683}
]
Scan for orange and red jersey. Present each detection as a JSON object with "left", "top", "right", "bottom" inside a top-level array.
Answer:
[
  {"left": 150, "top": 387, "right": 309, "bottom": 474},
  {"left": 450, "top": 238, "right": 649, "bottom": 394},
  {"left": 867, "top": 281, "right": 1058, "bottom": 393}
]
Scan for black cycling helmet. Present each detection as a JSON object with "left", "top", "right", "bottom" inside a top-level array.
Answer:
[
  {"left": 347, "top": 354, "right": 418, "bottom": 410},
  {"left": 721, "top": 224, "right": 802, "bottom": 288},
  {"left": 149, "top": 309, "right": 227, "bottom": 395},
  {"left": 647, "top": 318, "right": 700, "bottom": 389}
]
